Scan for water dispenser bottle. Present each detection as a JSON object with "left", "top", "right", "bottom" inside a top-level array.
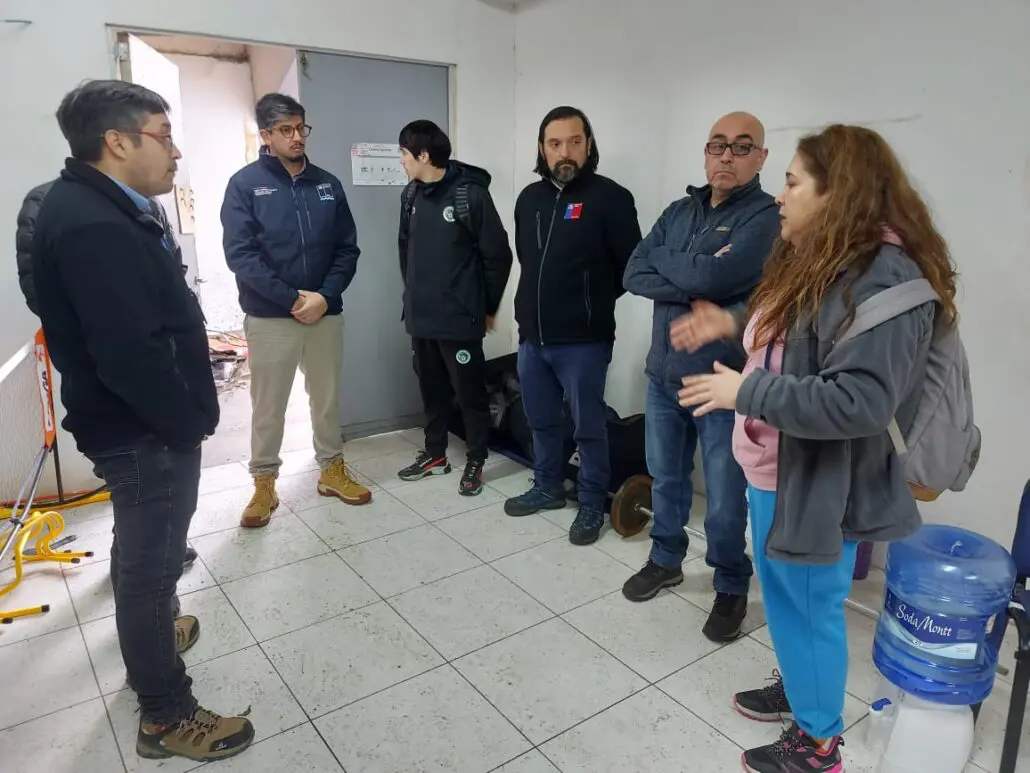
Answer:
[{"left": 873, "top": 524, "right": 1015, "bottom": 705}]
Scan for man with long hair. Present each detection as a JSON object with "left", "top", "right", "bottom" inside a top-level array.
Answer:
[
  {"left": 504, "top": 106, "right": 642, "bottom": 546},
  {"left": 675, "top": 123, "right": 958, "bottom": 773},
  {"left": 622, "top": 112, "right": 780, "bottom": 643}
]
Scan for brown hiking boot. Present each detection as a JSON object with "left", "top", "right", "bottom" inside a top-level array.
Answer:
[
  {"left": 136, "top": 706, "right": 255, "bottom": 762},
  {"left": 318, "top": 459, "right": 372, "bottom": 505},
  {"left": 175, "top": 616, "right": 200, "bottom": 654},
  {"left": 240, "top": 475, "right": 278, "bottom": 528}
]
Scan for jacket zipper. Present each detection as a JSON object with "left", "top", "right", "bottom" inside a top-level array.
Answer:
[
  {"left": 169, "top": 338, "right": 191, "bottom": 396},
  {"left": 536, "top": 190, "right": 562, "bottom": 345},
  {"left": 292, "top": 180, "right": 309, "bottom": 284},
  {"left": 583, "top": 271, "right": 592, "bottom": 327}
]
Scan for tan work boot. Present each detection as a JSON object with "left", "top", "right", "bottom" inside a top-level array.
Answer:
[
  {"left": 136, "top": 706, "right": 255, "bottom": 762},
  {"left": 175, "top": 616, "right": 200, "bottom": 654},
  {"left": 240, "top": 475, "right": 278, "bottom": 528},
  {"left": 318, "top": 459, "right": 372, "bottom": 505}
]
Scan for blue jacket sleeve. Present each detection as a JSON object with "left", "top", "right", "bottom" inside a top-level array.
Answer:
[
  {"left": 623, "top": 204, "right": 694, "bottom": 303},
  {"left": 647, "top": 205, "right": 779, "bottom": 301},
  {"left": 317, "top": 184, "right": 361, "bottom": 300},
  {"left": 220, "top": 177, "right": 299, "bottom": 311}
]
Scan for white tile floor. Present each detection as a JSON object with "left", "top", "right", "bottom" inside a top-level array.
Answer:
[{"left": 0, "top": 428, "right": 1024, "bottom": 772}]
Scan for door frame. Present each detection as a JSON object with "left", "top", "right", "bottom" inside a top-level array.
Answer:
[{"left": 105, "top": 26, "right": 458, "bottom": 153}]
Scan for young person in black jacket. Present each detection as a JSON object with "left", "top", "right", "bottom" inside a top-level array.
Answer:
[
  {"left": 32, "top": 79, "right": 253, "bottom": 763},
  {"left": 505, "top": 106, "right": 642, "bottom": 545},
  {"left": 395, "top": 120, "right": 513, "bottom": 495}
]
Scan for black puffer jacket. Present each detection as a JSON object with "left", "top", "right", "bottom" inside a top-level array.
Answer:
[{"left": 17, "top": 180, "right": 183, "bottom": 317}]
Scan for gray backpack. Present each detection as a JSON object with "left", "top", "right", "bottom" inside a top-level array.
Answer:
[{"left": 835, "top": 278, "right": 981, "bottom": 502}]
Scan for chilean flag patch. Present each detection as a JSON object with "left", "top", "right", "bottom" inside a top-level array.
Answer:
[{"left": 565, "top": 202, "right": 584, "bottom": 220}]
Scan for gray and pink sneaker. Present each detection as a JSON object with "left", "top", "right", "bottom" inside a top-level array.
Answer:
[{"left": 742, "top": 723, "right": 843, "bottom": 772}]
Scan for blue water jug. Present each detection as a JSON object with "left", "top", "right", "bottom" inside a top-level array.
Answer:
[{"left": 873, "top": 524, "right": 1015, "bottom": 705}]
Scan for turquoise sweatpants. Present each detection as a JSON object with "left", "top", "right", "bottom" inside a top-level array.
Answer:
[{"left": 748, "top": 485, "right": 858, "bottom": 739}]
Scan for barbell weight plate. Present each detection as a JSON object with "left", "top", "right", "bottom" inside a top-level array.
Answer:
[{"left": 610, "top": 474, "right": 653, "bottom": 538}]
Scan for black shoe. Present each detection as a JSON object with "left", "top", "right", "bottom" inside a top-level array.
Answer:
[
  {"left": 183, "top": 547, "right": 197, "bottom": 569},
  {"left": 569, "top": 505, "right": 604, "bottom": 545},
  {"left": 503, "top": 485, "right": 567, "bottom": 517},
  {"left": 459, "top": 459, "right": 485, "bottom": 496},
  {"left": 733, "top": 670, "right": 794, "bottom": 722},
  {"left": 702, "top": 592, "right": 748, "bottom": 642},
  {"left": 622, "top": 560, "right": 684, "bottom": 602},
  {"left": 398, "top": 450, "right": 451, "bottom": 481}
]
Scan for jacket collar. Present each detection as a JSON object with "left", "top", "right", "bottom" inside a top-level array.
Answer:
[
  {"left": 685, "top": 175, "right": 764, "bottom": 208},
  {"left": 60, "top": 159, "right": 164, "bottom": 235},
  {"left": 259, "top": 146, "right": 311, "bottom": 181}
]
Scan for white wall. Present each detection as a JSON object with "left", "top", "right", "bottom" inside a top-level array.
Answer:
[
  {"left": 0, "top": 0, "right": 516, "bottom": 491},
  {"left": 247, "top": 44, "right": 296, "bottom": 102},
  {"left": 170, "top": 53, "right": 255, "bottom": 332},
  {"left": 515, "top": 0, "right": 1030, "bottom": 547}
]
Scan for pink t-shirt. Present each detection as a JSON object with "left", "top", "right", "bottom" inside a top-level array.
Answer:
[{"left": 732, "top": 315, "right": 783, "bottom": 491}]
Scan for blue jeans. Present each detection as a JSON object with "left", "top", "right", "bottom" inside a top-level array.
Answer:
[
  {"left": 517, "top": 341, "right": 612, "bottom": 508},
  {"left": 90, "top": 437, "right": 201, "bottom": 725},
  {"left": 749, "top": 485, "right": 858, "bottom": 739},
  {"left": 646, "top": 377, "right": 751, "bottom": 596}
]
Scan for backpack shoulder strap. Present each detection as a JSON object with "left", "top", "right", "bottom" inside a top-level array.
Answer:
[
  {"left": 834, "top": 277, "right": 940, "bottom": 455},
  {"left": 400, "top": 181, "right": 418, "bottom": 237},
  {"left": 835, "top": 278, "right": 940, "bottom": 346}
]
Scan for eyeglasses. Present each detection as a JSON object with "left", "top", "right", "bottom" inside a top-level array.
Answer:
[
  {"left": 272, "top": 124, "right": 312, "bottom": 139},
  {"left": 705, "top": 141, "right": 760, "bottom": 156},
  {"left": 109, "top": 130, "right": 176, "bottom": 150}
]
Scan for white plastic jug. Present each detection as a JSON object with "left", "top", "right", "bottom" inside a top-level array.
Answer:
[{"left": 875, "top": 691, "right": 974, "bottom": 773}]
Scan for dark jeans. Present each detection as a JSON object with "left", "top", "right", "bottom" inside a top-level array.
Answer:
[
  {"left": 90, "top": 437, "right": 201, "bottom": 725},
  {"left": 645, "top": 378, "right": 752, "bottom": 596},
  {"left": 412, "top": 337, "right": 490, "bottom": 462},
  {"left": 517, "top": 340, "right": 612, "bottom": 508}
]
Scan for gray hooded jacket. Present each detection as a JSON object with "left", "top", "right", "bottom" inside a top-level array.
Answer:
[{"left": 734, "top": 244, "right": 934, "bottom": 564}]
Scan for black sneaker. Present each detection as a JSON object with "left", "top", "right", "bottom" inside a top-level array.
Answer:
[
  {"left": 622, "top": 560, "right": 684, "bottom": 602},
  {"left": 398, "top": 450, "right": 451, "bottom": 482},
  {"left": 702, "top": 592, "right": 748, "bottom": 642},
  {"left": 459, "top": 460, "right": 485, "bottom": 496},
  {"left": 733, "top": 670, "right": 794, "bottom": 722},
  {"left": 183, "top": 547, "right": 198, "bottom": 569},
  {"left": 742, "top": 723, "right": 843, "bottom": 772},
  {"left": 503, "top": 484, "right": 566, "bottom": 517},
  {"left": 569, "top": 505, "right": 604, "bottom": 545}
]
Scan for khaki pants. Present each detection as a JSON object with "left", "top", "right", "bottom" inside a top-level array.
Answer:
[{"left": 245, "top": 313, "right": 344, "bottom": 476}]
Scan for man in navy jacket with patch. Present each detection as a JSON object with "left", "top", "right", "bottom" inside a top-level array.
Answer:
[
  {"left": 622, "top": 112, "right": 779, "bottom": 643},
  {"left": 221, "top": 93, "right": 371, "bottom": 529}
]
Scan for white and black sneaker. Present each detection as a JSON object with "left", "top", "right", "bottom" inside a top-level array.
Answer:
[{"left": 398, "top": 450, "right": 452, "bottom": 482}]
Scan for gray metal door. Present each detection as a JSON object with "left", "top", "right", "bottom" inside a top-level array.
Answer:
[{"left": 298, "top": 51, "right": 450, "bottom": 438}]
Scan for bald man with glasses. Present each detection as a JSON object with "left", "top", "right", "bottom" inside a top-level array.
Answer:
[{"left": 621, "top": 112, "right": 780, "bottom": 643}]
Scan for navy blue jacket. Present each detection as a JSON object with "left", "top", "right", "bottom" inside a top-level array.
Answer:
[
  {"left": 623, "top": 177, "right": 779, "bottom": 384},
  {"left": 221, "top": 148, "right": 360, "bottom": 317}
]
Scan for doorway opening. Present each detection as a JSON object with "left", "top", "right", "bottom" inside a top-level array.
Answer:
[{"left": 112, "top": 29, "right": 452, "bottom": 469}]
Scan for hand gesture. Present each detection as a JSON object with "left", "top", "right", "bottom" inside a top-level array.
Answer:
[
  {"left": 677, "top": 362, "right": 743, "bottom": 417},
  {"left": 670, "top": 300, "right": 737, "bottom": 352}
]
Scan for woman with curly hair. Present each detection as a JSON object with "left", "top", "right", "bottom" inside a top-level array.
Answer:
[{"left": 674, "top": 123, "right": 957, "bottom": 773}]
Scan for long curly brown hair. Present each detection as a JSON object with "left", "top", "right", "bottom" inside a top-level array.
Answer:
[{"left": 750, "top": 124, "right": 957, "bottom": 348}]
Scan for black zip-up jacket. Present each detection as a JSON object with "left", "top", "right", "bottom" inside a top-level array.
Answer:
[
  {"left": 221, "top": 148, "right": 361, "bottom": 318},
  {"left": 399, "top": 162, "right": 512, "bottom": 340},
  {"left": 32, "top": 159, "right": 219, "bottom": 455},
  {"left": 18, "top": 180, "right": 184, "bottom": 317},
  {"left": 513, "top": 170, "right": 641, "bottom": 345}
]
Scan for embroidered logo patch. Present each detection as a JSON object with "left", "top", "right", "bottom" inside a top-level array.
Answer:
[
  {"left": 443, "top": 206, "right": 456, "bottom": 223},
  {"left": 316, "top": 183, "right": 335, "bottom": 201},
  {"left": 253, "top": 186, "right": 277, "bottom": 197},
  {"left": 565, "top": 202, "right": 583, "bottom": 220},
  {"left": 455, "top": 349, "right": 471, "bottom": 365}
]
